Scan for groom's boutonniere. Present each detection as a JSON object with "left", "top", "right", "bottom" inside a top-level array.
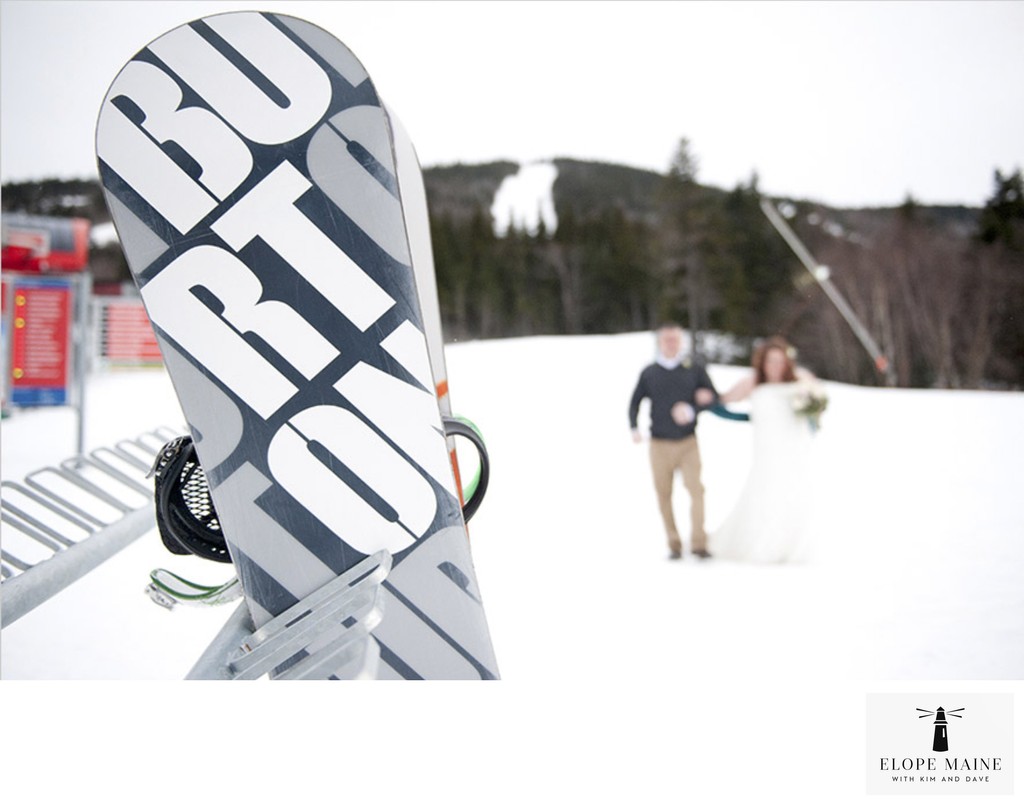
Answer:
[{"left": 791, "top": 379, "right": 828, "bottom": 433}]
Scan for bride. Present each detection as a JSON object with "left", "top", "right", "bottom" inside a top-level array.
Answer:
[{"left": 711, "top": 336, "right": 824, "bottom": 563}]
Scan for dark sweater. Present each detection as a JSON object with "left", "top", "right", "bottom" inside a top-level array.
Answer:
[{"left": 629, "top": 362, "right": 718, "bottom": 440}]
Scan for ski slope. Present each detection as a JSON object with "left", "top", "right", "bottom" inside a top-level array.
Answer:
[
  {"left": 490, "top": 160, "right": 559, "bottom": 237},
  {"left": 2, "top": 331, "right": 1022, "bottom": 804}
]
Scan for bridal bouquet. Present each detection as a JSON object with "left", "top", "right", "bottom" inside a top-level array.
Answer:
[{"left": 791, "top": 379, "right": 829, "bottom": 432}]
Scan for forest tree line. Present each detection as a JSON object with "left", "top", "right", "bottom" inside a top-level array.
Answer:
[
  {"left": 3, "top": 147, "right": 1022, "bottom": 389},
  {"left": 426, "top": 145, "right": 1024, "bottom": 390}
]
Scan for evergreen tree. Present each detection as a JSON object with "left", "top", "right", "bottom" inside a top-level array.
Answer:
[
  {"left": 656, "top": 138, "right": 712, "bottom": 347},
  {"left": 977, "top": 169, "right": 1024, "bottom": 249},
  {"left": 976, "top": 168, "right": 1024, "bottom": 385},
  {"left": 710, "top": 175, "right": 796, "bottom": 340}
]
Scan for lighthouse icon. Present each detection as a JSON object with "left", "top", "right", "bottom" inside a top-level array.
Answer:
[{"left": 917, "top": 706, "right": 965, "bottom": 752}]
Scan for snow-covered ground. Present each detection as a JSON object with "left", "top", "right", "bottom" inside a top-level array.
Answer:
[
  {"left": 447, "top": 332, "right": 1024, "bottom": 682},
  {"left": 3, "top": 331, "right": 1022, "bottom": 802}
]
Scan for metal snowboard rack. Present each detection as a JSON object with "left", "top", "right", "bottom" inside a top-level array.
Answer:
[
  {"left": 1, "top": 426, "right": 179, "bottom": 626},
  {"left": 2, "top": 428, "right": 392, "bottom": 680},
  {"left": 186, "top": 550, "right": 392, "bottom": 681}
]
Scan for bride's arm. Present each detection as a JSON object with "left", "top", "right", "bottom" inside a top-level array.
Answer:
[{"left": 719, "top": 374, "right": 755, "bottom": 403}]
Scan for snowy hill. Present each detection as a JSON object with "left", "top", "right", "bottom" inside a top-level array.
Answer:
[{"left": 3, "top": 330, "right": 1022, "bottom": 681}]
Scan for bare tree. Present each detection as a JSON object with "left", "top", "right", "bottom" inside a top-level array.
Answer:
[{"left": 812, "top": 207, "right": 1000, "bottom": 388}]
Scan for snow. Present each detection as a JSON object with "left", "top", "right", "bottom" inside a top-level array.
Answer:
[
  {"left": 2, "top": 331, "right": 1022, "bottom": 803},
  {"left": 490, "top": 160, "right": 559, "bottom": 236},
  {"left": 446, "top": 333, "right": 1024, "bottom": 681},
  {"left": 89, "top": 220, "right": 118, "bottom": 247}
]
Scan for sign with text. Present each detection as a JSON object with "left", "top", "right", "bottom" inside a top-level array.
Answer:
[
  {"left": 98, "top": 298, "right": 162, "bottom": 365},
  {"left": 8, "top": 276, "right": 74, "bottom": 406}
]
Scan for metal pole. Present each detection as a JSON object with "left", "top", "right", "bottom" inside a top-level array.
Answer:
[
  {"left": 0, "top": 505, "right": 154, "bottom": 626},
  {"left": 760, "top": 198, "right": 897, "bottom": 385},
  {"left": 185, "top": 602, "right": 254, "bottom": 680},
  {"left": 0, "top": 276, "right": 10, "bottom": 416},
  {"left": 73, "top": 271, "right": 92, "bottom": 457}
]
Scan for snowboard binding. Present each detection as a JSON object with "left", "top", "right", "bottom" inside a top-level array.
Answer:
[
  {"left": 149, "top": 435, "right": 232, "bottom": 563},
  {"left": 150, "top": 418, "right": 490, "bottom": 564}
]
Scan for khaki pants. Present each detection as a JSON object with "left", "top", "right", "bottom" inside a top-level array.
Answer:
[{"left": 649, "top": 437, "right": 707, "bottom": 554}]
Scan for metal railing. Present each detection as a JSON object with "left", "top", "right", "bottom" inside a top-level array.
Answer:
[{"left": 1, "top": 427, "right": 179, "bottom": 626}]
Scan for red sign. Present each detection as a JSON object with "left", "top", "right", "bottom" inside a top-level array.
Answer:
[
  {"left": 9, "top": 279, "right": 73, "bottom": 405},
  {"left": 1, "top": 214, "right": 90, "bottom": 272},
  {"left": 101, "top": 300, "right": 162, "bottom": 364}
]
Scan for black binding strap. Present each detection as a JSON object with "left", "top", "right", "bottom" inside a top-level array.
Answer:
[{"left": 150, "top": 436, "right": 232, "bottom": 563}]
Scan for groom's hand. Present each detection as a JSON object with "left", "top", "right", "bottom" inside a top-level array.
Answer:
[
  {"left": 631, "top": 429, "right": 643, "bottom": 444},
  {"left": 695, "top": 388, "right": 715, "bottom": 408},
  {"left": 671, "top": 401, "right": 695, "bottom": 425}
]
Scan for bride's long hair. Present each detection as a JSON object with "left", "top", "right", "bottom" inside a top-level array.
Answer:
[{"left": 752, "top": 336, "right": 798, "bottom": 385}]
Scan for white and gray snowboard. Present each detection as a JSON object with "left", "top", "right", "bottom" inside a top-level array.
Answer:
[{"left": 95, "top": 11, "right": 498, "bottom": 679}]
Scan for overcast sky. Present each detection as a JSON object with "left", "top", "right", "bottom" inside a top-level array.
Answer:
[{"left": 1, "top": 0, "right": 1022, "bottom": 208}]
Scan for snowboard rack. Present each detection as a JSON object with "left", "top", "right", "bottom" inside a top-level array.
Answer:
[
  {"left": 188, "top": 550, "right": 392, "bottom": 680},
  {"left": 2, "top": 427, "right": 181, "bottom": 626}
]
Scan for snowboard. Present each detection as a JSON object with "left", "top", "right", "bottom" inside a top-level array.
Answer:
[
  {"left": 387, "top": 109, "right": 470, "bottom": 506},
  {"left": 95, "top": 11, "right": 498, "bottom": 679}
]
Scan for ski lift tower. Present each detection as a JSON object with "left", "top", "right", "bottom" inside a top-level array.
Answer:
[{"left": 760, "top": 199, "right": 897, "bottom": 386}]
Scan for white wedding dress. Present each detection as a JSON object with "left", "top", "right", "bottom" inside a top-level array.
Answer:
[{"left": 711, "top": 382, "right": 816, "bottom": 563}]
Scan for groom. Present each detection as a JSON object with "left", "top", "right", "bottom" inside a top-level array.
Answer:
[{"left": 629, "top": 324, "right": 718, "bottom": 560}]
